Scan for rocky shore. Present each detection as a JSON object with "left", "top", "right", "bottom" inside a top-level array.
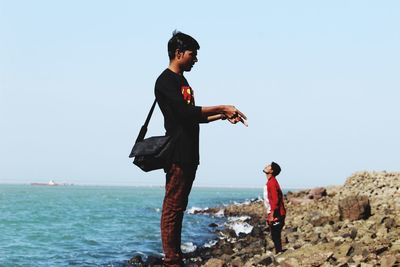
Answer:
[{"left": 129, "top": 171, "right": 400, "bottom": 267}]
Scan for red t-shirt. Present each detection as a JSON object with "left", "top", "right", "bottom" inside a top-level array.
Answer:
[{"left": 267, "top": 176, "right": 286, "bottom": 217}]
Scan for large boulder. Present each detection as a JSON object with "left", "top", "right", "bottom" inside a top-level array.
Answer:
[
  {"left": 308, "top": 187, "right": 327, "bottom": 200},
  {"left": 338, "top": 195, "right": 371, "bottom": 221}
]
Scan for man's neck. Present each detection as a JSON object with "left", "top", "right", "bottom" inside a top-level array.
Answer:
[
  {"left": 168, "top": 62, "right": 183, "bottom": 75},
  {"left": 267, "top": 175, "right": 274, "bottom": 180}
]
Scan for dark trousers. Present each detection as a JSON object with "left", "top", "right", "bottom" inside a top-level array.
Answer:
[
  {"left": 270, "top": 217, "right": 285, "bottom": 253},
  {"left": 161, "top": 164, "right": 196, "bottom": 267}
]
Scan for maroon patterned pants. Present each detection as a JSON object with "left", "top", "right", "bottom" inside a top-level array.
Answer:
[{"left": 161, "top": 164, "right": 196, "bottom": 267}]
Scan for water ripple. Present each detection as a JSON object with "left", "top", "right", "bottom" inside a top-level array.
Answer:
[{"left": 0, "top": 184, "right": 262, "bottom": 266}]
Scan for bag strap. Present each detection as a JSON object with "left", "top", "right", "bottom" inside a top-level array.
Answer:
[{"left": 135, "top": 99, "right": 157, "bottom": 143}]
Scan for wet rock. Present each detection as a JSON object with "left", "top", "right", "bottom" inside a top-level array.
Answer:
[
  {"left": 338, "top": 195, "right": 371, "bottom": 221},
  {"left": 251, "top": 225, "right": 262, "bottom": 237},
  {"left": 128, "top": 255, "right": 144, "bottom": 266},
  {"left": 144, "top": 255, "right": 163, "bottom": 267},
  {"left": 219, "top": 254, "right": 231, "bottom": 262},
  {"left": 237, "top": 232, "right": 247, "bottom": 239},
  {"left": 230, "top": 257, "right": 243, "bottom": 267},
  {"left": 241, "top": 245, "right": 263, "bottom": 256},
  {"left": 220, "top": 243, "right": 234, "bottom": 255},
  {"left": 193, "top": 207, "right": 211, "bottom": 214},
  {"left": 255, "top": 254, "right": 273, "bottom": 266},
  {"left": 208, "top": 222, "right": 218, "bottom": 228},
  {"left": 225, "top": 229, "right": 236, "bottom": 238},
  {"left": 233, "top": 241, "right": 243, "bottom": 251},
  {"left": 211, "top": 248, "right": 223, "bottom": 257}
]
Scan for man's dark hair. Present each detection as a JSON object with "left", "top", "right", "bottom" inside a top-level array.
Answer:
[
  {"left": 168, "top": 30, "right": 200, "bottom": 60},
  {"left": 271, "top": 162, "right": 281, "bottom": 176}
]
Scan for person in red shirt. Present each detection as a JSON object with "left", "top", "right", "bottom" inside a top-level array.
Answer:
[{"left": 263, "top": 161, "right": 286, "bottom": 253}]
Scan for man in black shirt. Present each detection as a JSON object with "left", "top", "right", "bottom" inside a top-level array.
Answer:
[{"left": 155, "top": 31, "right": 246, "bottom": 267}]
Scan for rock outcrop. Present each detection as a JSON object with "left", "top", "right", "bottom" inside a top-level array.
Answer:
[
  {"left": 338, "top": 195, "right": 371, "bottom": 221},
  {"left": 128, "top": 171, "right": 400, "bottom": 266}
]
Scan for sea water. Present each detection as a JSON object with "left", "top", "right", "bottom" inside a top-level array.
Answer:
[{"left": 0, "top": 184, "right": 265, "bottom": 266}]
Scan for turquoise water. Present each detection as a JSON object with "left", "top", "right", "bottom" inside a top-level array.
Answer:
[{"left": 0, "top": 185, "right": 263, "bottom": 266}]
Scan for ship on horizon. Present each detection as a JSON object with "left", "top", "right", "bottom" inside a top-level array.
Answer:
[{"left": 31, "top": 180, "right": 73, "bottom": 186}]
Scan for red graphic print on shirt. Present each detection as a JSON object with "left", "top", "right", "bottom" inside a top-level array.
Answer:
[{"left": 181, "top": 86, "right": 195, "bottom": 105}]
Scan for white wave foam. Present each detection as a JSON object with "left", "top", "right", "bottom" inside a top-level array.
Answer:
[
  {"left": 214, "top": 209, "right": 225, "bottom": 217},
  {"left": 233, "top": 200, "right": 251, "bottom": 205},
  {"left": 227, "top": 216, "right": 251, "bottom": 222},
  {"left": 225, "top": 216, "right": 253, "bottom": 236},
  {"left": 186, "top": 206, "right": 208, "bottom": 214},
  {"left": 233, "top": 197, "right": 262, "bottom": 206},
  {"left": 229, "top": 222, "right": 253, "bottom": 236},
  {"left": 181, "top": 242, "right": 197, "bottom": 253},
  {"left": 203, "top": 239, "right": 218, "bottom": 248}
]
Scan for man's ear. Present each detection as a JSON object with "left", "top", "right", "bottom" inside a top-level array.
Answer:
[{"left": 175, "top": 49, "right": 182, "bottom": 60}]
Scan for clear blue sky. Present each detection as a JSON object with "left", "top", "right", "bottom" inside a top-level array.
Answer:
[{"left": 1, "top": 1, "right": 399, "bottom": 188}]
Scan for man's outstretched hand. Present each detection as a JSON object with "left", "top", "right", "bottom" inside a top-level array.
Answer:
[{"left": 223, "top": 105, "right": 248, "bottom": 126}]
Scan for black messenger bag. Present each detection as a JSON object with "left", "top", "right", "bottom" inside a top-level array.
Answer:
[{"left": 129, "top": 100, "right": 174, "bottom": 172}]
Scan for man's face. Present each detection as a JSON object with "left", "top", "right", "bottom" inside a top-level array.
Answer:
[
  {"left": 179, "top": 50, "right": 198, "bottom": 72},
  {"left": 263, "top": 165, "right": 273, "bottom": 175}
]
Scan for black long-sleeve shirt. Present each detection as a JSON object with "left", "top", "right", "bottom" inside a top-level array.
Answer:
[{"left": 155, "top": 68, "right": 207, "bottom": 166}]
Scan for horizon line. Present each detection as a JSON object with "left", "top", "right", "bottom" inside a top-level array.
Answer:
[{"left": 0, "top": 181, "right": 311, "bottom": 190}]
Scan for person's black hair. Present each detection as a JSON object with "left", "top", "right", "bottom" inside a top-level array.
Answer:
[
  {"left": 168, "top": 30, "right": 200, "bottom": 60},
  {"left": 271, "top": 162, "right": 281, "bottom": 176}
]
